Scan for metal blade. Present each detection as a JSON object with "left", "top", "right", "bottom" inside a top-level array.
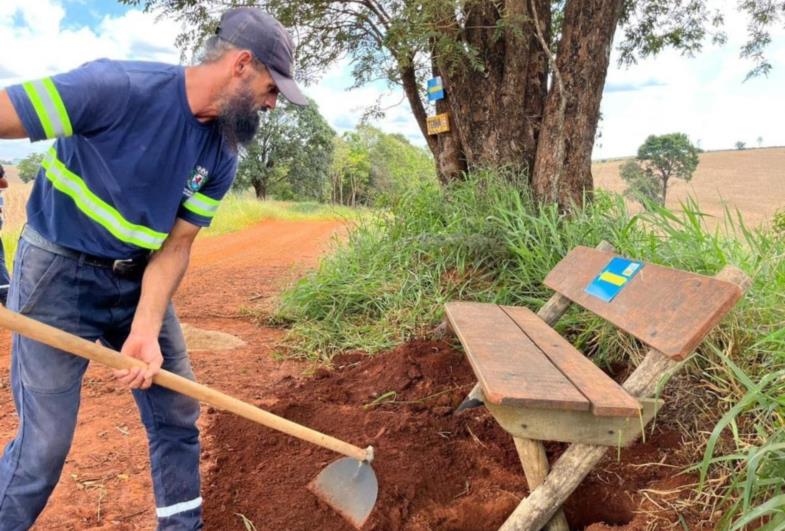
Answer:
[
  {"left": 308, "top": 457, "right": 378, "bottom": 529},
  {"left": 454, "top": 383, "right": 486, "bottom": 414}
]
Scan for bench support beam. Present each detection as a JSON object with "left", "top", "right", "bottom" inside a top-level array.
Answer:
[{"left": 513, "top": 438, "right": 570, "bottom": 531}]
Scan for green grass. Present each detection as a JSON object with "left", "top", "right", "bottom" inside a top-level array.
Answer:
[
  {"left": 202, "top": 191, "right": 365, "bottom": 237},
  {"left": 274, "top": 171, "right": 785, "bottom": 529}
]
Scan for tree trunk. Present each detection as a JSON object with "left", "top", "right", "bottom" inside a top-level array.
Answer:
[
  {"left": 662, "top": 175, "right": 669, "bottom": 205},
  {"left": 430, "top": 0, "right": 549, "bottom": 180},
  {"left": 252, "top": 178, "right": 266, "bottom": 200},
  {"left": 399, "top": 60, "right": 466, "bottom": 183},
  {"left": 531, "top": 0, "right": 625, "bottom": 210}
]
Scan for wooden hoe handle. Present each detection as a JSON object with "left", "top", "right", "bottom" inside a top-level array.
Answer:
[{"left": 0, "top": 306, "right": 372, "bottom": 463}]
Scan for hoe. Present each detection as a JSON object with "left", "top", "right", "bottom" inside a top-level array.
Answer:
[{"left": 0, "top": 306, "right": 378, "bottom": 529}]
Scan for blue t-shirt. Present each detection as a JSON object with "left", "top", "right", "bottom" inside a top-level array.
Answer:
[{"left": 7, "top": 59, "right": 238, "bottom": 258}]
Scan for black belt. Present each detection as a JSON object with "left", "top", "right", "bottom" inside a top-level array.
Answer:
[{"left": 21, "top": 225, "right": 150, "bottom": 279}]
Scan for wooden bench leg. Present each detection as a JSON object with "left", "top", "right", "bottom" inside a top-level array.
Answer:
[{"left": 513, "top": 437, "right": 570, "bottom": 531}]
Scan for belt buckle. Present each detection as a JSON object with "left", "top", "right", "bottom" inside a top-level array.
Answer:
[{"left": 112, "top": 257, "right": 145, "bottom": 280}]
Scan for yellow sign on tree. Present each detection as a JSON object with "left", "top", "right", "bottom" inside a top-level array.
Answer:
[{"left": 426, "top": 113, "right": 450, "bottom": 135}]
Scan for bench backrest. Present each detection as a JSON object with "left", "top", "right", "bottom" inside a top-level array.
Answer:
[{"left": 543, "top": 246, "right": 742, "bottom": 360}]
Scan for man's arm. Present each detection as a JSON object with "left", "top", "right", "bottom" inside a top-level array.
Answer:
[
  {"left": 0, "top": 90, "right": 28, "bottom": 139},
  {"left": 113, "top": 218, "right": 201, "bottom": 389}
]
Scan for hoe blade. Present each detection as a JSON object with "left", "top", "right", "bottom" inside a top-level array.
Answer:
[{"left": 308, "top": 457, "right": 378, "bottom": 529}]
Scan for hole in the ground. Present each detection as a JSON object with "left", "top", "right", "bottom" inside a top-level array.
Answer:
[{"left": 564, "top": 482, "right": 635, "bottom": 529}]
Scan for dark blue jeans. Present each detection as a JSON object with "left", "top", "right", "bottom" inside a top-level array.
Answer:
[
  {"left": 0, "top": 237, "right": 202, "bottom": 530},
  {"left": 0, "top": 236, "right": 9, "bottom": 305}
]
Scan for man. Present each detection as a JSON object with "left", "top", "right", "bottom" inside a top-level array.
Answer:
[
  {"left": 0, "top": 164, "right": 8, "bottom": 305},
  {"left": 0, "top": 7, "right": 306, "bottom": 529}
]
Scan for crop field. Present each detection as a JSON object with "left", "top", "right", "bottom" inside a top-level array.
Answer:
[{"left": 593, "top": 147, "right": 785, "bottom": 227}]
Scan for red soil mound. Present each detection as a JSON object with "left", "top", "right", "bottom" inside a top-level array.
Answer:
[{"left": 202, "top": 340, "right": 688, "bottom": 530}]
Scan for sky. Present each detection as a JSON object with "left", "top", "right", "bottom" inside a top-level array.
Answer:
[{"left": 1, "top": 0, "right": 784, "bottom": 162}]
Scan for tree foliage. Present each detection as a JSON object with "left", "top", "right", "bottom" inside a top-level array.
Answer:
[
  {"left": 122, "top": 0, "right": 784, "bottom": 209},
  {"left": 622, "top": 133, "right": 700, "bottom": 206},
  {"left": 620, "top": 159, "right": 660, "bottom": 207},
  {"left": 17, "top": 152, "right": 45, "bottom": 183},
  {"left": 330, "top": 125, "right": 436, "bottom": 207},
  {"left": 234, "top": 98, "right": 334, "bottom": 200}
]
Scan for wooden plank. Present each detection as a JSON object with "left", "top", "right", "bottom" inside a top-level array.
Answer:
[
  {"left": 444, "top": 301, "right": 590, "bottom": 410},
  {"left": 543, "top": 247, "right": 743, "bottom": 360},
  {"left": 488, "top": 398, "right": 663, "bottom": 447},
  {"left": 501, "top": 306, "right": 641, "bottom": 417},
  {"left": 446, "top": 242, "right": 619, "bottom": 416}
]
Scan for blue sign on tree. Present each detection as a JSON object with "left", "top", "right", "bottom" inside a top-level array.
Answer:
[{"left": 427, "top": 76, "right": 444, "bottom": 101}]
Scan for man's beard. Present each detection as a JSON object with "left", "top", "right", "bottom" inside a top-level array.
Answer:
[{"left": 216, "top": 83, "right": 262, "bottom": 153}]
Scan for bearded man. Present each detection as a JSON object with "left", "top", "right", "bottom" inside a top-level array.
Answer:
[{"left": 0, "top": 8, "right": 306, "bottom": 529}]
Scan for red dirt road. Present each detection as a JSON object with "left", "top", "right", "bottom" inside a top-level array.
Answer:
[{"left": 0, "top": 219, "right": 344, "bottom": 530}]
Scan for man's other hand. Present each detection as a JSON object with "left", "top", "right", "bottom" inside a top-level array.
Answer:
[{"left": 113, "top": 332, "right": 164, "bottom": 390}]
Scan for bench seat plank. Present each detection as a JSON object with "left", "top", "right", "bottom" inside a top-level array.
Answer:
[
  {"left": 500, "top": 306, "right": 641, "bottom": 417},
  {"left": 445, "top": 301, "right": 590, "bottom": 411},
  {"left": 543, "top": 247, "right": 743, "bottom": 360}
]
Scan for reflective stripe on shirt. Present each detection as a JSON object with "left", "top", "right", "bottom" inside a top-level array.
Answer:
[
  {"left": 22, "top": 78, "right": 73, "bottom": 139},
  {"left": 182, "top": 192, "right": 220, "bottom": 218},
  {"left": 41, "top": 148, "right": 168, "bottom": 250}
]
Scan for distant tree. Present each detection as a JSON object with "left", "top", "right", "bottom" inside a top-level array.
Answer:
[
  {"left": 362, "top": 127, "right": 436, "bottom": 205},
  {"left": 329, "top": 126, "right": 436, "bottom": 207},
  {"left": 735, "top": 141, "right": 747, "bottom": 150},
  {"left": 234, "top": 99, "right": 334, "bottom": 200},
  {"left": 17, "top": 152, "right": 45, "bottom": 183},
  {"left": 620, "top": 160, "right": 661, "bottom": 207},
  {"left": 622, "top": 133, "right": 700, "bottom": 206},
  {"left": 757, "top": 136, "right": 763, "bottom": 148}
]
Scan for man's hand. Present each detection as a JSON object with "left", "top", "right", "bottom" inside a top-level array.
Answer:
[
  {"left": 113, "top": 332, "right": 163, "bottom": 390},
  {"left": 114, "top": 219, "right": 199, "bottom": 390}
]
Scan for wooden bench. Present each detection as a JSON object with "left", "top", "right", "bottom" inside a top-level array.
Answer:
[{"left": 443, "top": 242, "right": 749, "bottom": 530}]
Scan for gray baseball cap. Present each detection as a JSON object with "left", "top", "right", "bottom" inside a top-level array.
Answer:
[{"left": 216, "top": 8, "right": 307, "bottom": 106}]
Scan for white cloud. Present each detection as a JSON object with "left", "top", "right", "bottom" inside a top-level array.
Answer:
[
  {"left": 0, "top": 0, "right": 181, "bottom": 160},
  {"left": 597, "top": 2, "right": 785, "bottom": 158},
  {"left": 304, "top": 59, "right": 424, "bottom": 144}
]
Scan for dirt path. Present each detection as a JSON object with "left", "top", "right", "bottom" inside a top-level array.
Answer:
[{"left": 0, "top": 219, "right": 344, "bottom": 530}]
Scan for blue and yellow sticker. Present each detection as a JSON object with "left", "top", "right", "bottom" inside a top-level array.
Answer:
[
  {"left": 427, "top": 76, "right": 445, "bottom": 101},
  {"left": 585, "top": 257, "right": 644, "bottom": 302}
]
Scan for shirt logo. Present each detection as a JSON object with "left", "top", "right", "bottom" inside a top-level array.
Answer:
[{"left": 184, "top": 166, "right": 209, "bottom": 196}]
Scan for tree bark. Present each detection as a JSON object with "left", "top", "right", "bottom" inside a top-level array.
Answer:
[
  {"left": 431, "top": 0, "right": 550, "bottom": 180},
  {"left": 531, "top": 0, "right": 625, "bottom": 210},
  {"left": 252, "top": 179, "right": 266, "bottom": 200},
  {"left": 399, "top": 51, "right": 467, "bottom": 183},
  {"left": 662, "top": 176, "right": 669, "bottom": 204}
]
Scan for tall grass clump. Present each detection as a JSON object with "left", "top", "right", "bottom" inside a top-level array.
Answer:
[{"left": 276, "top": 170, "right": 785, "bottom": 528}]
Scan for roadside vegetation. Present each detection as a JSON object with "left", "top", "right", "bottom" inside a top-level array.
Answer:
[
  {"left": 202, "top": 191, "right": 365, "bottom": 237},
  {"left": 275, "top": 172, "right": 785, "bottom": 529}
]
